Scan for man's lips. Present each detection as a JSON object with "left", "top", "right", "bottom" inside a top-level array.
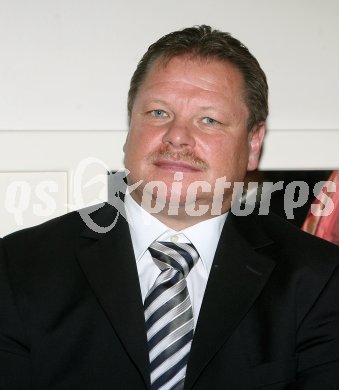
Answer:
[{"left": 153, "top": 159, "right": 202, "bottom": 172}]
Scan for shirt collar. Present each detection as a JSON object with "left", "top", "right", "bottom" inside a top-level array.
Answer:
[
  {"left": 125, "top": 192, "right": 227, "bottom": 274},
  {"left": 182, "top": 213, "right": 227, "bottom": 273}
]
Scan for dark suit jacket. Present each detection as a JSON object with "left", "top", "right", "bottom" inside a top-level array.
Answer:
[{"left": 1, "top": 203, "right": 339, "bottom": 389}]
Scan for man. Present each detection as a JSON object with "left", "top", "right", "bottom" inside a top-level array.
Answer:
[{"left": 1, "top": 25, "right": 339, "bottom": 389}]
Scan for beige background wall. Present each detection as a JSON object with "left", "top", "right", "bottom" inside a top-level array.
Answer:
[{"left": 1, "top": 0, "right": 338, "bottom": 235}]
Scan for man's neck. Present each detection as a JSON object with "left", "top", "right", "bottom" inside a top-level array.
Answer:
[
  {"left": 126, "top": 185, "right": 232, "bottom": 230},
  {"left": 150, "top": 211, "right": 211, "bottom": 231}
]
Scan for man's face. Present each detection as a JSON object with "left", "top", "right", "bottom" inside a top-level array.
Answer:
[{"left": 124, "top": 55, "right": 265, "bottom": 216}]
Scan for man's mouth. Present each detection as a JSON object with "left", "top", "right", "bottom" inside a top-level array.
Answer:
[
  {"left": 147, "top": 147, "right": 208, "bottom": 172},
  {"left": 153, "top": 159, "right": 202, "bottom": 172}
]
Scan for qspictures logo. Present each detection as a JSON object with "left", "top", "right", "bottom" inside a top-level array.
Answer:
[
  {"left": 2, "top": 158, "right": 336, "bottom": 234},
  {"left": 78, "top": 167, "right": 336, "bottom": 234}
]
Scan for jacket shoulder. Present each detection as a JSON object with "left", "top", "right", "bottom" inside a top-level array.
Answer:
[
  {"left": 230, "top": 211, "right": 339, "bottom": 269},
  {"left": 256, "top": 212, "right": 339, "bottom": 256},
  {"left": 1, "top": 203, "right": 115, "bottom": 256}
]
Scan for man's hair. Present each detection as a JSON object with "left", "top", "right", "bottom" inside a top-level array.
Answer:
[{"left": 127, "top": 25, "right": 268, "bottom": 130}]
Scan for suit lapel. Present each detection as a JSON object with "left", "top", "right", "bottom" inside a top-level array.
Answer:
[
  {"left": 75, "top": 204, "right": 277, "bottom": 389},
  {"left": 76, "top": 204, "right": 150, "bottom": 388},
  {"left": 185, "top": 213, "right": 276, "bottom": 389}
]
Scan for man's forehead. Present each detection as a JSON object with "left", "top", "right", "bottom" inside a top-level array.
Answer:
[
  {"left": 143, "top": 55, "right": 244, "bottom": 85},
  {"left": 138, "top": 55, "right": 247, "bottom": 105},
  {"left": 150, "top": 54, "right": 237, "bottom": 73}
]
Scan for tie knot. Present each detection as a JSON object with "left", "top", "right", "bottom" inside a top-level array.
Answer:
[{"left": 149, "top": 241, "right": 199, "bottom": 277}]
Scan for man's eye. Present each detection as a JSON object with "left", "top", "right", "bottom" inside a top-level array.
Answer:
[
  {"left": 202, "top": 117, "right": 219, "bottom": 125},
  {"left": 150, "top": 110, "right": 167, "bottom": 117}
]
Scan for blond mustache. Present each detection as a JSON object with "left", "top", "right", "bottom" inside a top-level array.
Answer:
[{"left": 147, "top": 147, "right": 208, "bottom": 171}]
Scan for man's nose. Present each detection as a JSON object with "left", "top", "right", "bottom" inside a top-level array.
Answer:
[{"left": 162, "top": 118, "right": 196, "bottom": 149}]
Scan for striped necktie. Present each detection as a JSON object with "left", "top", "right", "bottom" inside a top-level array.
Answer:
[{"left": 144, "top": 241, "right": 199, "bottom": 390}]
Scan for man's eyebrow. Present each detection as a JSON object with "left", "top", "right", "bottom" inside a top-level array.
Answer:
[
  {"left": 199, "top": 106, "right": 219, "bottom": 111},
  {"left": 144, "top": 98, "right": 168, "bottom": 105}
]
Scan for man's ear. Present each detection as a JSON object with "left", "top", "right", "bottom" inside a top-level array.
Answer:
[
  {"left": 122, "top": 131, "right": 129, "bottom": 153},
  {"left": 247, "top": 122, "right": 266, "bottom": 171}
]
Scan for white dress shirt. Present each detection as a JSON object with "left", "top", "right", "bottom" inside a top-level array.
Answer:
[{"left": 124, "top": 192, "right": 227, "bottom": 326}]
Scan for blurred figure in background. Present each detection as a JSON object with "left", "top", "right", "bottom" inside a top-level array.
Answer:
[{"left": 302, "top": 170, "right": 339, "bottom": 245}]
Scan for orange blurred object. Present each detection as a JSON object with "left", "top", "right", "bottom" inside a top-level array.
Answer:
[{"left": 302, "top": 170, "right": 339, "bottom": 245}]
